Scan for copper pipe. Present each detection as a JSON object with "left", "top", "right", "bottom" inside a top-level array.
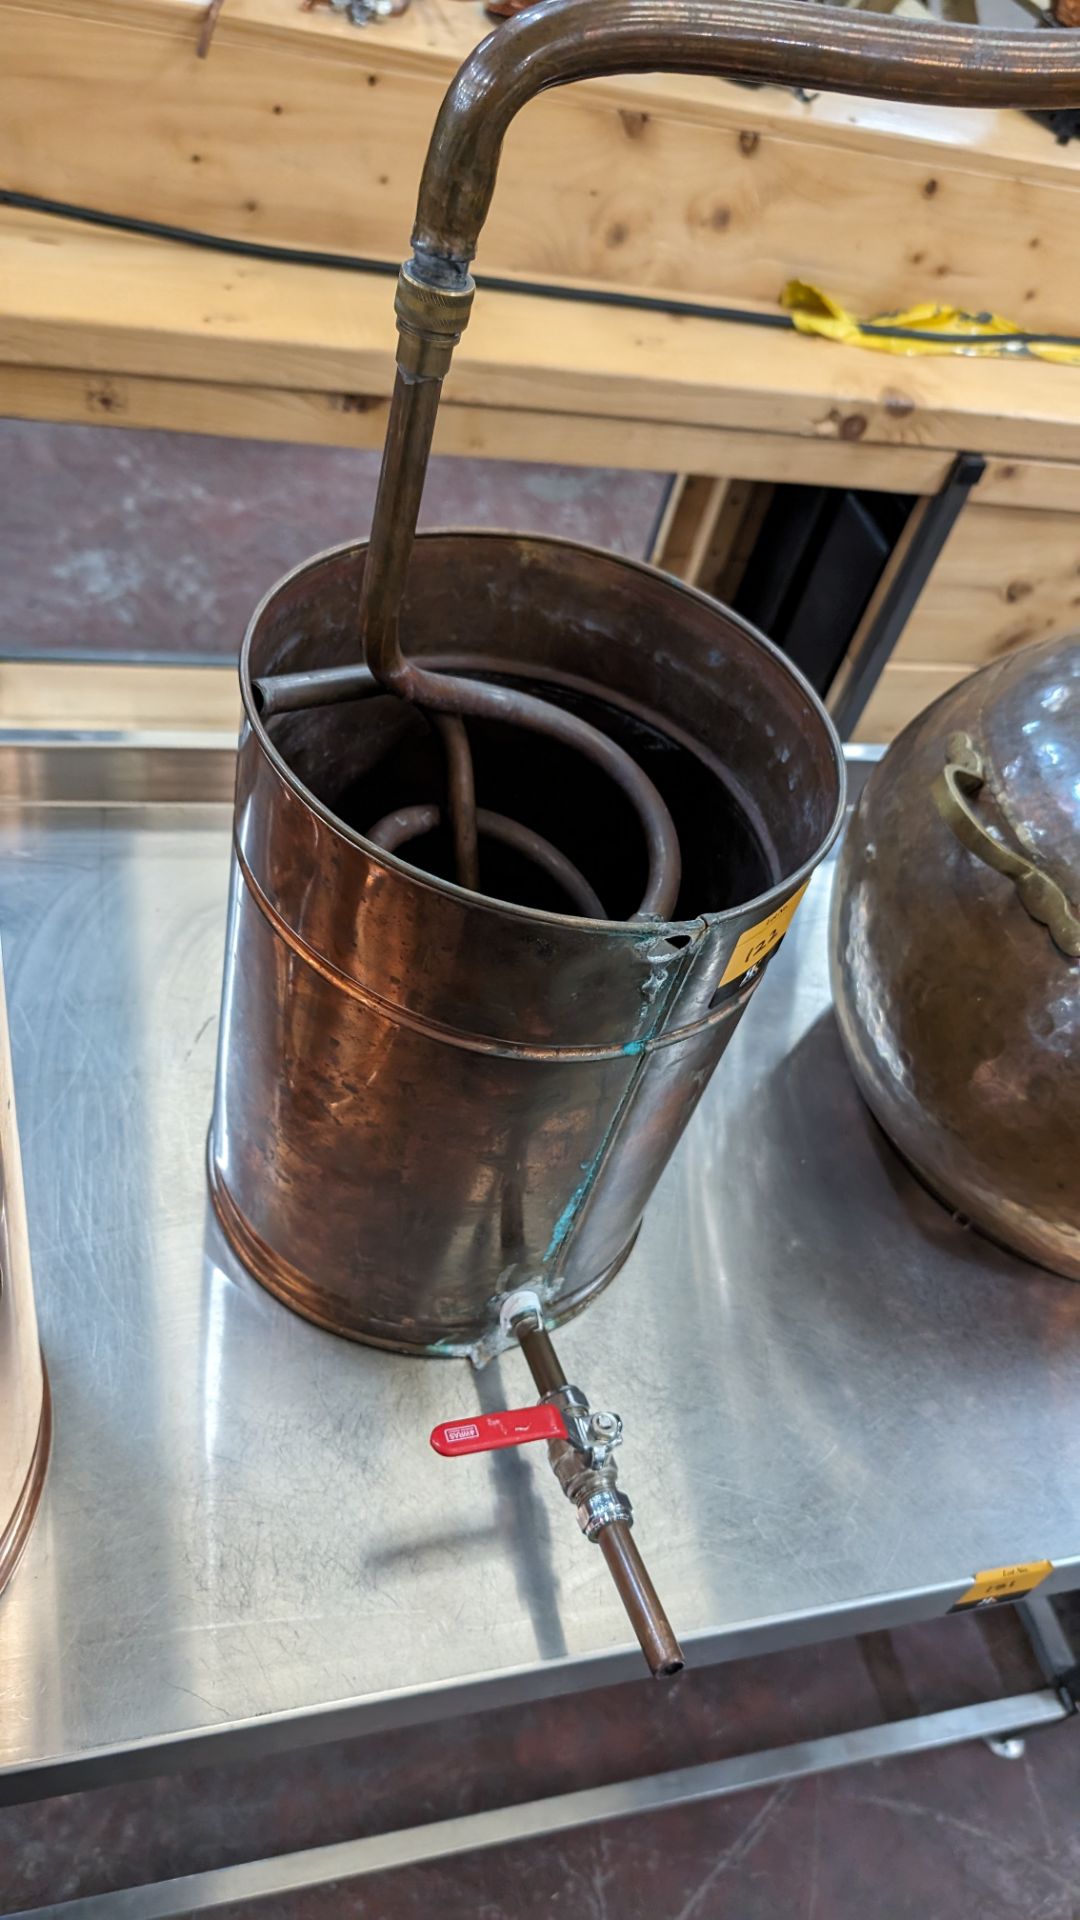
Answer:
[
  {"left": 360, "top": 371, "right": 443, "bottom": 699},
  {"left": 355, "top": 377, "right": 681, "bottom": 916},
  {"left": 253, "top": 664, "right": 378, "bottom": 717},
  {"left": 517, "top": 1320, "right": 569, "bottom": 1399},
  {"left": 411, "top": 0, "right": 1080, "bottom": 277},
  {"left": 352, "top": 356, "right": 679, "bottom": 912},
  {"left": 264, "top": 607, "right": 682, "bottom": 916},
  {"left": 433, "top": 715, "right": 479, "bottom": 891},
  {"left": 515, "top": 1316, "right": 685, "bottom": 1676},
  {"left": 598, "top": 1521, "right": 685, "bottom": 1678},
  {"left": 367, "top": 803, "right": 606, "bottom": 916}
]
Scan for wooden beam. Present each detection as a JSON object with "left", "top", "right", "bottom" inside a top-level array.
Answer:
[
  {"left": 0, "top": 660, "right": 239, "bottom": 732},
  {"left": 852, "top": 661, "right": 971, "bottom": 742},
  {"left": 651, "top": 477, "right": 734, "bottom": 581},
  {"left": 6, "top": 214, "right": 1080, "bottom": 464},
  {"left": 979, "top": 456, "right": 1080, "bottom": 515},
  {"left": 0, "top": 361, "right": 951, "bottom": 491},
  {"left": 11, "top": 0, "right": 1077, "bottom": 184},
  {"left": 7, "top": 0, "right": 1080, "bottom": 331},
  {"left": 893, "top": 500, "right": 1080, "bottom": 667},
  {"left": 13, "top": 365, "right": 1080, "bottom": 521}
]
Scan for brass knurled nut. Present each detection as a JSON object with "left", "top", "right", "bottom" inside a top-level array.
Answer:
[{"left": 395, "top": 261, "right": 476, "bottom": 380}]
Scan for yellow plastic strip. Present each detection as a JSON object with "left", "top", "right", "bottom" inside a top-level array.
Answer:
[{"left": 782, "top": 281, "right": 1080, "bottom": 366}]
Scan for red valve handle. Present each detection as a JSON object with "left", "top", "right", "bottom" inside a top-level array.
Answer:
[{"left": 430, "top": 1405, "right": 567, "bottom": 1457}]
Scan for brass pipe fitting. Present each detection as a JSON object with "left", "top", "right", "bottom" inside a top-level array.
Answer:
[{"left": 394, "top": 262, "right": 475, "bottom": 381}]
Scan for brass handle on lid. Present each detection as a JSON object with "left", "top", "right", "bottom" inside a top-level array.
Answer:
[{"left": 933, "top": 731, "right": 1080, "bottom": 960}]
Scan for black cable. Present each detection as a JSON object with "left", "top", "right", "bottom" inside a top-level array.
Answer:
[
  {"left": 1, "top": 188, "right": 404, "bottom": 278},
  {"left": 0, "top": 188, "right": 791, "bottom": 330},
  {"left": 5, "top": 186, "right": 1080, "bottom": 353}
]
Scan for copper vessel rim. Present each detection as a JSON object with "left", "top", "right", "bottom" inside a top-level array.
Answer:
[
  {"left": 0, "top": 1359, "right": 50, "bottom": 1597},
  {"left": 240, "top": 527, "right": 847, "bottom": 937}
]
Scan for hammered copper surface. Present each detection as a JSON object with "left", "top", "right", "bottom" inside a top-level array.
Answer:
[
  {"left": 831, "top": 634, "right": 1080, "bottom": 1281},
  {"left": 209, "top": 534, "right": 843, "bottom": 1350}
]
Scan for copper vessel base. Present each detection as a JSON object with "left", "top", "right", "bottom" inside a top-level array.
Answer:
[{"left": 209, "top": 1142, "right": 637, "bottom": 1356}]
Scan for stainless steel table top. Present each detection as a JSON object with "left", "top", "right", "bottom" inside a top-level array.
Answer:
[{"left": 2, "top": 738, "right": 1079, "bottom": 1795}]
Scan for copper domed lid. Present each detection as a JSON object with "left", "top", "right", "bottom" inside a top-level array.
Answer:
[{"left": 831, "top": 633, "right": 1080, "bottom": 1280}]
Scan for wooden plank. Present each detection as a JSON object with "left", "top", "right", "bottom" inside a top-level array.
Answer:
[
  {"left": 651, "top": 477, "right": 733, "bottom": 580},
  {"left": 651, "top": 473, "right": 773, "bottom": 593},
  {"left": 15, "top": 0, "right": 1080, "bottom": 184},
  {"left": 6, "top": 214, "right": 1080, "bottom": 463},
  {"left": 646, "top": 475, "right": 689, "bottom": 564},
  {"left": 851, "top": 661, "right": 971, "bottom": 742},
  {"left": 0, "top": 362, "right": 957, "bottom": 491},
  {"left": 8, "top": 0, "right": 1080, "bottom": 330},
  {"left": 893, "top": 501, "right": 1080, "bottom": 667},
  {"left": 0, "top": 661, "right": 239, "bottom": 731},
  {"left": 710, "top": 481, "right": 774, "bottom": 604},
  {"left": 17, "top": 365, "right": 1080, "bottom": 518},
  {"left": 979, "top": 456, "right": 1080, "bottom": 514}
]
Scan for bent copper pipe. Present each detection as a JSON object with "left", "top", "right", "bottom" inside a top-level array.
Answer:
[
  {"left": 349, "top": 0, "right": 1079, "bottom": 911},
  {"left": 411, "top": 0, "right": 1080, "bottom": 277},
  {"left": 253, "top": 663, "right": 673, "bottom": 912},
  {"left": 356, "top": 364, "right": 682, "bottom": 916}
]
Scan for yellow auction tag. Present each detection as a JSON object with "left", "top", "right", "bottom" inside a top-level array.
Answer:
[
  {"left": 952, "top": 1561, "right": 1053, "bottom": 1611},
  {"left": 718, "top": 883, "right": 809, "bottom": 987}
]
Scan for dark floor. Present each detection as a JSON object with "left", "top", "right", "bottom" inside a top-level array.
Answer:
[
  {"left": 3, "top": 1611, "right": 1079, "bottom": 1916},
  {"left": 2, "top": 420, "right": 1080, "bottom": 1916},
  {"left": 0, "top": 420, "right": 668, "bottom": 660}
]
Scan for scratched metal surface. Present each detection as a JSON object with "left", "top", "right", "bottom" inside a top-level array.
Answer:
[{"left": 1, "top": 741, "right": 1080, "bottom": 1789}]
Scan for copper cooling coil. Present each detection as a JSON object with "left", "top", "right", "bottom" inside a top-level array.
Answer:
[
  {"left": 366, "top": 800, "right": 607, "bottom": 918},
  {"left": 253, "top": 660, "right": 682, "bottom": 920}
]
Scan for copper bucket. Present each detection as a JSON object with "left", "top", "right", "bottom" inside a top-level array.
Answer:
[
  {"left": 207, "top": 0, "right": 1079, "bottom": 1357},
  {"left": 209, "top": 531, "right": 845, "bottom": 1352}
]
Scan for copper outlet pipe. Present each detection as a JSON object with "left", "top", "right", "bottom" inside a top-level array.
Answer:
[
  {"left": 598, "top": 1523, "right": 685, "bottom": 1679},
  {"left": 517, "top": 1322, "right": 569, "bottom": 1402},
  {"left": 517, "top": 1318, "right": 684, "bottom": 1677}
]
